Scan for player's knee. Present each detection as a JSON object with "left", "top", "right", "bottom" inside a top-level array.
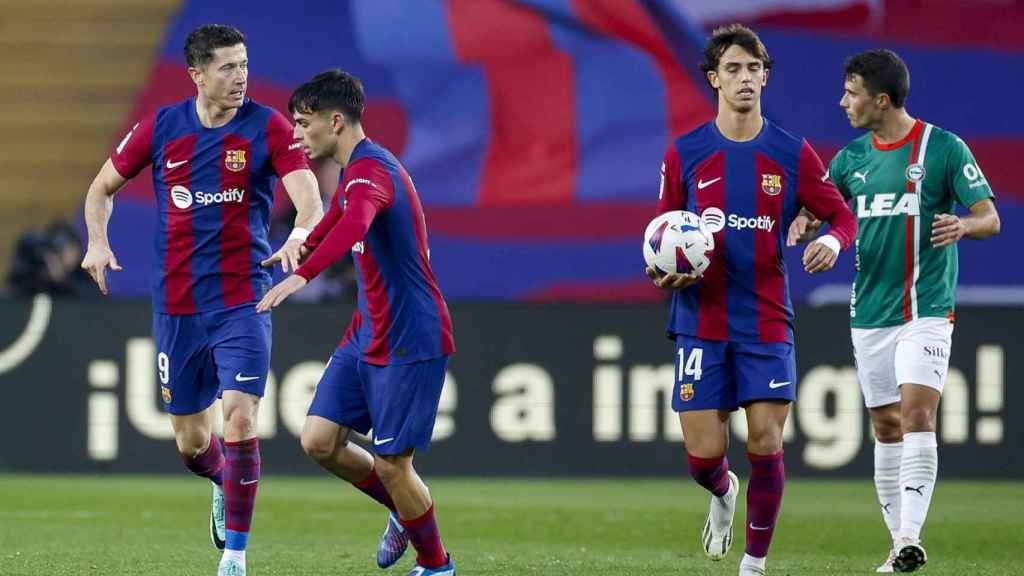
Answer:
[
  {"left": 374, "top": 454, "right": 412, "bottom": 485},
  {"left": 901, "top": 405, "right": 936, "bottom": 433},
  {"left": 223, "top": 411, "right": 257, "bottom": 439},
  {"left": 872, "top": 417, "right": 903, "bottom": 443},
  {"left": 300, "top": 432, "right": 334, "bottom": 463},
  {"left": 746, "top": 427, "right": 784, "bottom": 454},
  {"left": 174, "top": 432, "right": 210, "bottom": 458}
]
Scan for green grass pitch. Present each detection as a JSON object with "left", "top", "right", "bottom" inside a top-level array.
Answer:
[{"left": 0, "top": 475, "right": 1019, "bottom": 575}]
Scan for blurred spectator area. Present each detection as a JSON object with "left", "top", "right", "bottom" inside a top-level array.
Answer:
[{"left": 0, "top": 0, "right": 178, "bottom": 285}]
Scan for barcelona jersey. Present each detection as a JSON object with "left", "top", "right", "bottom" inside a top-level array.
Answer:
[
  {"left": 111, "top": 97, "right": 308, "bottom": 314},
  {"left": 296, "top": 139, "right": 455, "bottom": 366},
  {"left": 658, "top": 119, "right": 857, "bottom": 343}
]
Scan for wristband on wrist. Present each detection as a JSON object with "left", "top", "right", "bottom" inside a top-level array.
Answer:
[{"left": 815, "top": 234, "right": 841, "bottom": 256}]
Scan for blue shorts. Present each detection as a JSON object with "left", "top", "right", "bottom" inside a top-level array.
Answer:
[
  {"left": 153, "top": 304, "right": 271, "bottom": 416},
  {"left": 308, "top": 350, "right": 448, "bottom": 456},
  {"left": 672, "top": 335, "right": 796, "bottom": 412}
]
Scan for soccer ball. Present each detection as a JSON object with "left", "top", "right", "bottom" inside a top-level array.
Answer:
[{"left": 643, "top": 210, "right": 714, "bottom": 276}]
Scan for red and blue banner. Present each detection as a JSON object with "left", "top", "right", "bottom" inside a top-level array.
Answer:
[{"left": 103, "top": 0, "right": 1023, "bottom": 302}]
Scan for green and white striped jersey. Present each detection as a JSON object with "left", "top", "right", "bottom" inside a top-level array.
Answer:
[{"left": 828, "top": 120, "right": 994, "bottom": 328}]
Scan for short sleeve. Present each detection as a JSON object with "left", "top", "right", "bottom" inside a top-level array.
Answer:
[
  {"left": 657, "top": 143, "right": 685, "bottom": 215},
  {"left": 266, "top": 109, "right": 309, "bottom": 177},
  {"left": 798, "top": 140, "right": 856, "bottom": 250},
  {"left": 110, "top": 113, "right": 155, "bottom": 179},
  {"left": 946, "top": 135, "right": 994, "bottom": 208},
  {"left": 827, "top": 149, "right": 851, "bottom": 201}
]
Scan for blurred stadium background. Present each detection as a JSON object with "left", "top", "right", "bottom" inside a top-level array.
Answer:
[{"left": 1, "top": 1, "right": 1021, "bottom": 574}]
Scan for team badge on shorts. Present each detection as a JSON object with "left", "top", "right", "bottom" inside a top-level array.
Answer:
[
  {"left": 680, "top": 383, "right": 695, "bottom": 402},
  {"left": 161, "top": 386, "right": 172, "bottom": 404},
  {"left": 225, "top": 150, "right": 247, "bottom": 172},
  {"left": 905, "top": 162, "right": 926, "bottom": 183},
  {"left": 761, "top": 173, "right": 782, "bottom": 196}
]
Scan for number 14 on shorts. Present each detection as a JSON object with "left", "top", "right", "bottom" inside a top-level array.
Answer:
[{"left": 677, "top": 347, "right": 704, "bottom": 381}]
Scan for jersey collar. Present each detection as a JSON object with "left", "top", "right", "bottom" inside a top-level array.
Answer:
[{"left": 871, "top": 118, "right": 923, "bottom": 151}]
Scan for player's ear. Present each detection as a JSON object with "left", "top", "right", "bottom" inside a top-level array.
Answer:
[
  {"left": 331, "top": 112, "right": 345, "bottom": 135},
  {"left": 187, "top": 66, "right": 203, "bottom": 88},
  {"left": 707, "top": 70, "right": 719, "bottom": 90},
  {"left": 876, "top": 91, "right": 891, "bottom": 111},
  {"left": 762, "top": 68, "right": 769, "bottom": 86}
]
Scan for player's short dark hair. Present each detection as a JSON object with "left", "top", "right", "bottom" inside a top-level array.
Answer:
[
  {"left": 184, "top": 24, "right": 246, "bottom": 69},
  {"left": 700, "top": 24, "right": 772, "bottom": 89},
  {"left": 844, "top": 49, "right": 910, "bottom": 108},
  {"left": 288, "top": 69, "right": 365, "bottom": 124}
]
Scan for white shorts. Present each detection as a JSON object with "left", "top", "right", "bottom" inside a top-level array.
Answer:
[{"left": 851, "top": 317, "right": 954, "bottom": 409}]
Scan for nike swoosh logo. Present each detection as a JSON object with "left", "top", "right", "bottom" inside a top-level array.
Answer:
[
  {"left": 373, "top": 436, "right": 394, "bottom": 446},
  {"left": 749, "top": 524, "right": 771, "bottom": 531},
  {"left": 166, "top": 159, "right": 189, "bottom": 170},
  {"left": 697, "top": 177, "right": 722, "bottom": 190},
  {"left": 240, "top": 479, "right": 258, "bottom": 486},
  {"left": 235, "top": 372, "right": 260, "bottom": 382},
  {"left": 768, "top": 379, "right": 791, "bottom": 389}
]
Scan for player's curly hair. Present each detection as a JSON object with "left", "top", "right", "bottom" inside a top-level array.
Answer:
[
  {"left": 844, "top": 49, "right": 910, "bottom": 109},
  {"left": 700, "top": 24, "right": 772, "bottom": 91},
  {"left": 184, "top": 24, "right": 246, "bottom": 69},
  {"left": 288, "top": 69, "right": 365, "bottom": 124}
]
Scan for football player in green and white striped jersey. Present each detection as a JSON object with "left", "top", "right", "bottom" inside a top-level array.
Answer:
[{"left": 788, "top": 49, "right": 1000, "bottom": 573}]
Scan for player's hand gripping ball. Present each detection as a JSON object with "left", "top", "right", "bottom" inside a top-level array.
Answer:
[{"left": 643, "top": 210, "right": 715, "bottom": 277}]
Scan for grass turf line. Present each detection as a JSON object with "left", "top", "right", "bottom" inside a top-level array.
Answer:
[{"left": 0, "top": 476, "right": 1020, "bottom": 575}]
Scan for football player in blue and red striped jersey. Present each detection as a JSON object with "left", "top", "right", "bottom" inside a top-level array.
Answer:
[
  {"left": 646, "top": 24, "right": 856, "bottom": 576},
  {"left": 81, "top": 24, "right": 322, "bottom": 576},
  {"left": 257, "top": 69, "right": 456, "bottom": 576}
]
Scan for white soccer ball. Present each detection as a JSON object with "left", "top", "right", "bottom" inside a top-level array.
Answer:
[{"left": 643, "top": 210, "right": 715, "bottom": 276}]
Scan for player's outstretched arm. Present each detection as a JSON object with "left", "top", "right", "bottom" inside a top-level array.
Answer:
[
  {"left": 931, "top": 198, "right": 1000, "bottom": 248},
  {"left": 255, "top": 274, "right": 307, "bottom": 312},
  {"left": 257, "top": 188, "right": 383, "bottom": 312},
  {"left": 81, "top": 159, "right": 128, "bottom": 294},
  {"left": 262, "top": 169, "right": 324, "bottom": 273}
]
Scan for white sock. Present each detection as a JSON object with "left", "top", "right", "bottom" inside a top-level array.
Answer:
[
  {"left": 874, "top": 440, "right": 903, "bottom": 543},
  {"left": 741, "top": 553, "right": 767, "bottom": 569},
  {"left": 221, "top": 549, "right": 246, "bottom": 565},
  {"left": 898, "top": 431, "right": 938, "bottom": 542}
]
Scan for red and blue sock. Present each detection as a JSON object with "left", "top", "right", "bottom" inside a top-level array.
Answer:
[
  {"left": 687, "top": 453, "right": 731, "bottom": 497},
  {"left": 745, "top": 450, "right": 785, "bottom": 558},
  {"left": 399, "top": 505, "right": 448, "bottom": 568},
  {"left": 223, "top": 438, "right": 260, "bottom": 552},
  {"left": 180, "top": 434, "right": 224, "bottom": 486},
  {"left": 353, "top": 467, "right": 397, "bottom": 512}
]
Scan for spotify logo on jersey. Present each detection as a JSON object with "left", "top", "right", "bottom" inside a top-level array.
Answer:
[
  {"left": 699, "top": 207, "right": 775, "bottom": 233},
  {"left": 170, "top": 185, "right": 193, "bottom": 209},
  {"left": 701, "top": 207, "right": 725, "bottom": 233},
  {"left": 168, "top": 186, "right": 246, "bottom": 209}
]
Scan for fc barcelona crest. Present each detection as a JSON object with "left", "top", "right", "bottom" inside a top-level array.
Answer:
[
  {"left": 680, "top": 383, "right": 694, "bottom": 402},
  {"left": 161, "top": 386, "right": 172, "bottom": 404},
  {"left": 225, "top": 149, "right": 247, "bottom": 172},
  {"left": 761, "top": 173, "right": 782, "bottom": 196}
]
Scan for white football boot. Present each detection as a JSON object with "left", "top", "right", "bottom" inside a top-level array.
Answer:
[
  {"left": 210, "top": 483, "right": 226, "bottom": 550},
  {"left": 702, "top": 471, "right": 739, "bottom": 560}
]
